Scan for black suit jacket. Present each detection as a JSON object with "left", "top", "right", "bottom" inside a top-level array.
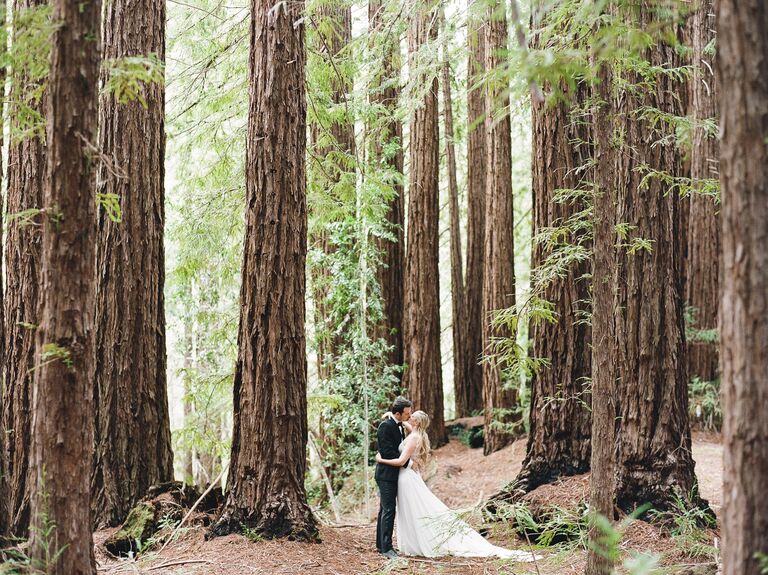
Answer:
[{"left": 374, "top": 417, "right": 408, "bottom": 482}]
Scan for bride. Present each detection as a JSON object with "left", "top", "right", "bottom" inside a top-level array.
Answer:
[{"left": 376, "top": 410, "right": 536, "bottom": 560}]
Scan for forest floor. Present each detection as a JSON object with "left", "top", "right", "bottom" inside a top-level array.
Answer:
[{"left": 95, "top": 432, "right": 722, "bottom": 575}]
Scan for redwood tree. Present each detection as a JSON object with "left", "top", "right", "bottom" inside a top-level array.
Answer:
[
  {"left": 0, "top": 0, "right": 6, "bottom": 539},
  {"left": 29, "top": 0, "right": 101, "bottom": 567},
  {"left": 457, "top": 1, "right": 486, "bottom": 418},
  {"left": 91, "top": 0, "right": 174, "bottom": 527},
  {"left": 210, "top": 0, "right": 317, "bottom": 539},
  {"left": 717, "top": 1, "right": 768, "bottom": 574},
  {"left": 403, "top": 0, "right": 447, "bottom": 446},
  {"left": 609, "top": 5, "right": 703, "bottom": 512},
  {"left": 1, "top": 0, "right": 47, "bottom": 538},
  {"left": 515, "top": 84, "right": 592, "bottom": 491},
  {"left": 369, "top": 0, "right": 404, "bottom": 374},
  {"left": 482, "top": 0, "right": 517, "bottom": 455},
  {"left": 686, "top": 0, "right": 719, "bottom": 383}
]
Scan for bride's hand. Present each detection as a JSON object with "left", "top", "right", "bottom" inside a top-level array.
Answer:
[
  {"left": 375, "top": 453, "right": 383, "bottom": 463},
  {"left": 380, "top": 411, "right": 393, "bottom": 421}
]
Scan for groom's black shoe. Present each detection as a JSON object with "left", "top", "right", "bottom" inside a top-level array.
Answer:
[{"left": 382, "top": 549, "right": 399, "bottom": 559}]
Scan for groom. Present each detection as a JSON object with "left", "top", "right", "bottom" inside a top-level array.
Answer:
[{"left": 375, "top": 396, "right": 412, "bottom": 558}]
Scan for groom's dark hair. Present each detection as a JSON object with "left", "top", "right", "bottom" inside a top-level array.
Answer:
[{"left": 391, "top": 396, "right": 412, "bottom": 414}]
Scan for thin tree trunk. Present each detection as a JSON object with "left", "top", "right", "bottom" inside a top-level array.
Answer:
[
  {"left": 369, "top": 0, "right": 404, "bottom": 375},
  {"left": 29, "top": 0, "right": 101, "bottom": 567},
  {"left": 482, "top": 0, "right": 518, "bottom": 455},
  {"left": 686, "top": 0, "right": 719, "bottom": 383},
  {"left": 1, "top": 0, "right": 47, "bottom": 538},
  {"left": 717, "top": 2, "right": 768, "bottom": 574},
  {"left": 209, "top": 0, "right": 317, "bottom": 540},
  {"left": 440, "top": 14, "right": 466, "bottom": 423},
  {"left": 91, "top": 0, "right": 173, "bottom": 528},
  {"left": 403, "top": 0, "right": 447, "bottom": 447},
  {"left": 0, "top": 0, "right": 6, "bottom": 539},
  {"left": 459, "top": 0, "right": 486, "bottom": 418},
  {"left": 515, "top": 82, "right": 592, "bottom": 492},
  {"left": 585, "top": 60, "right": 617, "bottom": 575}
]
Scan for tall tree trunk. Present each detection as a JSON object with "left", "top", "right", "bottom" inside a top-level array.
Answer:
[
  {"left": 458, "top": 0, "right": 486, "bottom": 418},
  {"left": 440, "top": 14, "right": 466, "bottom": 422},
  {"left": 29, "top": 0, "right": 101, "bottom": 567},
  {"left": 515, "top": 83, "right": 592, "bottom": 492},
  {"left": 91, "top": 0, "right": 173, "bottom": 528},
  {"left": 482, "top": 0, "right": 518, "bottom": 455},
  {"left": 610, "top": 5, "right": 703, "bottom": 513},
  {"left": 369, "top": 0, "right": 404, "bottom": 374},
  {"left": 686, "top": 0, "right": 719, "bottom": 383},
  {"left": 403, "top": 0, "right": 447, "bottom": 447},
  {"left": 0, "top": 0, "right": 6, "bottom": 540},
  {"left": 717, "top": 2, "right": 768, "bottom": 574},
  {"left": 209, "top": 0, "right": 317, "bottom": 540},
  {"left": 1, "top": 0, "right": 47, "bottom": 538},
  {"left": 585, "top": 60, "right": 617, "bottom": 575}
]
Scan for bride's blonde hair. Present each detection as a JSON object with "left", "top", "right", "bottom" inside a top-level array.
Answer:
[{"left": 409, "top": 410, "right": 432, "bottom": 465}]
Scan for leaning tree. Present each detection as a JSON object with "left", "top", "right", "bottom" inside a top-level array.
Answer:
[{"left": 209, "top": 0, "right": 317, "bottom": 540}]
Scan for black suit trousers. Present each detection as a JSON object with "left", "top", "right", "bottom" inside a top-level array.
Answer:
[{"left": 376, "top": 477, "right": 397, "bottom": 552}]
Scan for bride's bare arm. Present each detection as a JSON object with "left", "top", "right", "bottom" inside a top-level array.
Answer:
[{"left": 376, "top": 436, "right": 416, "bottom": 467}]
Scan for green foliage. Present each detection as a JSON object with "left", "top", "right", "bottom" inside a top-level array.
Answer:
[
  {"left": 104, "top": 54, "right": 165, "bottom": 107},
  {"left": 688, "top": 377, "right": 721, "bottom": 432},
  {"left": 96, "top": 192, "right": 122, "bottom": 223},
  {"left": 38, "top": 343, "right": 73, "bottom": 370},
  {"left": 756, "top": 552, "right": 768, "bottom": 574},
  {"left": 0, "top": 482, "right": 67, "bottom": 574},
  {"left": 165, "top": 0, "right": 249, "bottom": 481},
  {"left": 2, "top": 4, "right": 57, "bottom": 143},
  {"left": 648, "top": 494, "right": 718, "bottom": 562}
]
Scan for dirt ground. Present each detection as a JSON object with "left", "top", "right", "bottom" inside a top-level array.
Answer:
[{"left": 95, "top": 432, "right": 723, "bottom": 575}]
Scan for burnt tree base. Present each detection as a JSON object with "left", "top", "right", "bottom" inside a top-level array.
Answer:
[{"left": 208, "top": 498, "right": 320, "bottom": 542}]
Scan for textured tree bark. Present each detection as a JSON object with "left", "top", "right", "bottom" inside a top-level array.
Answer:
[
  {"left": 482, "top": 0, "right": 518, "bottom": 455},
  {"left": 403, "top": 0, "right": 447, "bottom": 447},
  {"left": 209, "top": 0, "right": 317, "bottom": 541},
  {"left": 585, "top": 61, "right": 617, "bottom": 575},
  {"left": 686, "top": 0, "right": 719, "bottom": 383},
  {"left": 515, "top": 83, "right": 592, "bottom": 492},
  {"left": 440, "top": 19, "right": 466, "bottom": 426},
  {"left": 717, "top": 2, "right": 768, "bottom": 574},
  {"left": 1, "top": 0, "right": 46, "bottom": 538},
  {"left": 458, "top": 2, "right": 486, "bottom": 418},
  {"left": 0, "top": 0, "right": 6, "bottom": 539},
  {"left": 91, "top": 0, "right": 174, "bottom": 528},
  {"left": 29, "top": 0, "right": 101, "bottom": 567},
  {"left": 610, "top": 5, "right": 703, "bottom": 513},
  {"left": 369, "top": 0, "right": 404, "bottom": 375}
]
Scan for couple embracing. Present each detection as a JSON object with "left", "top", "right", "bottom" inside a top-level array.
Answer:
[{"left": 374, "top": 396, "right": 536, "bottom": 560}]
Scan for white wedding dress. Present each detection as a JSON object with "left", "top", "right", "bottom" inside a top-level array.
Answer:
[{"left": 394, "top": 443, "right": 536, "bottom": 560}]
